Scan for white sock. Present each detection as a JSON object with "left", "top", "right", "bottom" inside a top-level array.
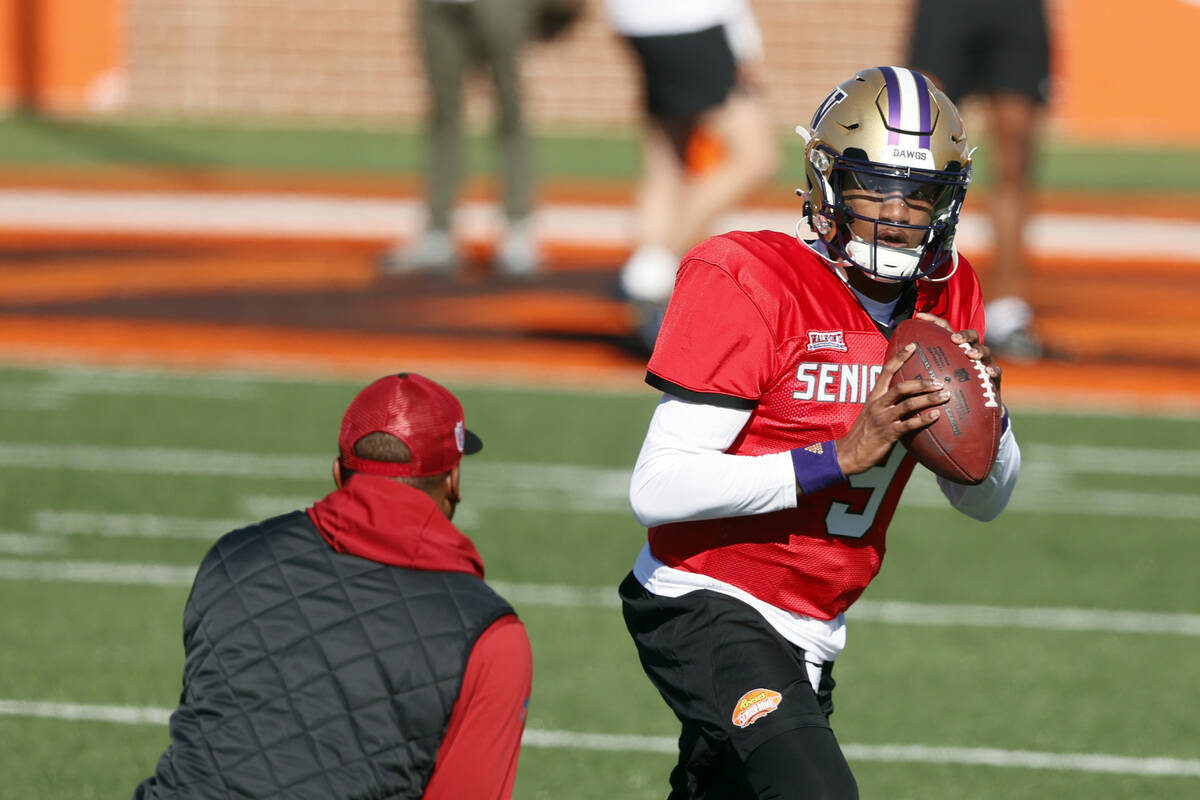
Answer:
[
  {"left": 619, "top": 245, "right": 680, "bottom": 303},
  {"left": 985, "top": 296, "right": 1033, "bottom": 341}
]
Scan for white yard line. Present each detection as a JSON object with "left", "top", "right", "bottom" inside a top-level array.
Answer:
[
  {"left": 488, "top": 582, "right": 1200, "bottom": 637},
  {"left": 2, "top": 699, "right": 1197, "bottom": 777},
  {"left": 0, "top": 559, "right": 198, "bottom": 587},
  {"left": 6, "top": 363, "right": 1200, "bottom": 418},
  {"left": 0, "top": 699, "right": 171, "bottom": 726},
  {"left": 0, "top": 532, "right": 65, "bottom": 555},
  {"left": 845, "top": 600, "right": 1200, "bottom": 636},
  {"left": 33, "top": 510, "right": 248, "bottom": 540},
  {"left": 0, "top": 188, "right": 1198, "bottom": 264},
  {"left": 0, "top": 442, "right": 326, "bottom": 479},
  {"left": 2, "top": 557, "right": 1199, "bottom": 637},
  {"left": 5, "top": 443, "right": 1199, "bottom": 481},
  {"left": 3, "top": 441, "right": 1200, "bottom": 520},
  {"left": 839, "top": 743, "right": 1200, "bottom": 777}
]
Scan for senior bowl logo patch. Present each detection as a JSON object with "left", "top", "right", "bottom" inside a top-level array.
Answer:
[
  {"left": 807, "top": 330, "right": 847, "bottom": 352},
  {"left": 731, "top": 688, "right": 783, "bottom": 728}
]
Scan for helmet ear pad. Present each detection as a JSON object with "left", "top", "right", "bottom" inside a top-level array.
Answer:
[
  {"left": 803, "top": 141, "right": 867, "bottom": 252},
  {"left": 802, "top": 140, "right": 845, "bottom": 237}
]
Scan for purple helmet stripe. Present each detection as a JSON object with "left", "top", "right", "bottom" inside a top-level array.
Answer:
[
  {"left": 913, "top": 71, "right": 933, "bottom": 149},
  {"left": 879, "top": 66, "right": 902, "bottom": 145}
]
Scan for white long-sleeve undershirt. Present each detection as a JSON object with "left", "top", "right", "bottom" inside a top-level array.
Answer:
[
  {"left": 936, "top": 414, "right": 1021, "bottom": 521},
  {"left": 629, "top": 394, "right": 1021, "bottom": 528},
  {"left": 628, "top": 396, "right": 795, "bottom": 527}
]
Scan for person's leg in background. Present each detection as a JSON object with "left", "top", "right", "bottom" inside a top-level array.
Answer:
[
  {"left": 619, "top": 114, "right": 690, "bottom": 305},
  {"left": 475, "top": 0, "right": 541, "bottom": 276},
  {"left": 384, "top": 0, "right": 469, "bottom": 273},
  {"left": 617, "top": 25, "right": 779, "bottom": 353},
  {"left": 977, "top": 0, "right": 1050, "bottom": 360},
  {"left": 671, "top": 86, "right": 779, "bottom": 254},
  {"left": 619, "top": 89, "right": 778, "bottom": 354},
  {"left": 981, "top": 90, "right": 1043, "bottom": 359},
  {"left": 622, "top": 86, "right": 779, "bottom": 298}
]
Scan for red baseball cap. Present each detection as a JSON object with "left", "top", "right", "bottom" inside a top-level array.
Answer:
[{"left": 338, "top": 373, "right": 482, "bottom": 478}]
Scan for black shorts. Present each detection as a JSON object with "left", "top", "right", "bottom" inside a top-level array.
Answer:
[
  {"left": 619, "top": 573, "right": 858, "bottom": 799},
  {"left": 625, "top": 25, "right": 737, "bottom": 121},
  {"left": 907, "top": 0, "right": 1050, "bottom": 104}
]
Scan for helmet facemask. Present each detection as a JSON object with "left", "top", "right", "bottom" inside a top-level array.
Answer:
[{"left": 819, "top": 147, "right": 970, "bottom": 281}]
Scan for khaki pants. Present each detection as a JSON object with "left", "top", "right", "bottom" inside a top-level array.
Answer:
[{"left": 416, "top": 0, "right": 535, "bottom": 230}]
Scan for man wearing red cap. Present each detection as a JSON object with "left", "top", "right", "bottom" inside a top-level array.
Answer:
[{"left": 134, "top": 373, "right": 532, "bottom": 800}]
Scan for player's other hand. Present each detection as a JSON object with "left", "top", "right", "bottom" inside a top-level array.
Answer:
[
  {"left": 835, "top": 339, "right": 948, "bottom": 476},
  {"left": 914, "top": 311, "right": 1003, "bottom": 392}
]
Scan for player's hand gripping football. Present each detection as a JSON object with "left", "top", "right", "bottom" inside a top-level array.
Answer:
[
  {"left": 913, "top": 311, "right": 1004, "bottom": 395},
  {"left": 834, "top": 342, "right": 946, "bottom": 477},
  {"left": 831, "top": 312, "right": 982, "bottom": 476},
  {"left": 835, "top": 312, "right": 1003, "bottom": 477}
]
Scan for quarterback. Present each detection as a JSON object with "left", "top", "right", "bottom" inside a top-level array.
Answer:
[{"left": 619, "top": 67, "right": 1022, "bottom": 798}]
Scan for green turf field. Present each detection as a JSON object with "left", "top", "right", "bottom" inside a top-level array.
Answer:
[
  {"left": 0, "top": 365, "right": 1198, "bottom": 798},
  {"left": 3, "top": 112, "right": 1200, "bottom": 192}
]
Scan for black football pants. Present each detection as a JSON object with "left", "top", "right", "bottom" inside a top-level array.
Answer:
[{"left": 620, "top": 572, "right": 859, "bottom": 799}]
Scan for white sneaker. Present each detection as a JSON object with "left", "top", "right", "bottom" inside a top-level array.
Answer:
[
  {"left": 380, "top": 230, "right": 459, "bottom": 275},
  {"left": 618, "top": 245, "right": 680, "bottom": 304},
  {"left": 985, "top": 296, "right": 1034, "bottom": 342},
  {"left": 985, "top": 296, "right": 1043, "bottom": 361},
  {"left": 495, "top": 221, "right": 542, "bottom": 277}
]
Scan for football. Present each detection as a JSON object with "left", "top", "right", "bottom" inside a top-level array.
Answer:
[{"left": 885, "top": 317, "right": 1002, "bottom": 485}]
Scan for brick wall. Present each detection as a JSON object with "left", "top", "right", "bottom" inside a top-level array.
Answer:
[{"left": 124, "top": 0, "right": 915, "bottom": 132}]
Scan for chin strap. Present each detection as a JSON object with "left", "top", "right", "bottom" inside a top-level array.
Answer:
[
  {"left": 844, "top": 236, "right": 922, "bottom": 280},
  {"left": 924, "top": 245, "right": 960, "bottom": 283}
]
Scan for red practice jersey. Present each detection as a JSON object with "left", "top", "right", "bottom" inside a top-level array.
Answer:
[{"left": 645, "top": 230, "right": 986, "bottom": 620}]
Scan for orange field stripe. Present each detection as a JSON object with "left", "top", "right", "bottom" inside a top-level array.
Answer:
[
  {"left": 1028, "top": 275, "right": 1200, "bottom": 317},
  {"left": 975, "top": 255, "right": 1200, "bottom": 278},
  {"left": 2, "top": 233, "right": 1196, "bottom": 281},
  {"left": 1036, "top": 318, "right": 1198, "bottom": 361},
  {"left": 0, "top": 254, "right": 377, "bottom": 303},
  {"left": 395, "top": 294, "right": 635, "bottom": 335},
  {"left": 999, "top": 360, "right": 1200, "bottom": 413},
  {"left": 0, "top": 315, "right": 649, "bottom": 388},
  {"left": 0, "top": 231, "right": 629, "bottom": 272},
  {"left": 1, "top": 165, "right": 1197, "bottom": 220},
  {"left": 0, "top": 229, "right": 386, "bottom": 252},
  {"left": 1, "top": 314, "right": 1197, "bottom": 411}
]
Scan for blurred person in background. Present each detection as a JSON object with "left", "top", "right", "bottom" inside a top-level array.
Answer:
[
  {"left": 133, "top": 373, "right": 531, "bottom": 800},
  {"left": 606, "top": 0, "right": 780, "bottom": 353},
  {"left": 383, "top": 0, "right": 542, "bottom": 277},
  {"left": 908, "top": 0, "right": 1052, "bottom": 361}
]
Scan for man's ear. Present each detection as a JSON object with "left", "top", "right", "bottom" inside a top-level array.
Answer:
[
  {"left": 332, "top": 458, "right": 345, "bottom": 489},
  {"left": 447, "top": 464, "right": 461, "bottom": 504}
]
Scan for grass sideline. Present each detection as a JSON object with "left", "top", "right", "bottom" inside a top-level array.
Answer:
[
  {"left": 0, "top": 364, "right": 1198, "bottom": 798},
  {"left": 2, "top": 112, "right": 1200, "bottom": 192}
]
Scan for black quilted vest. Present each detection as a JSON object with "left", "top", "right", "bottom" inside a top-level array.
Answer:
[{"left": 133, "top": 511, "right": 514, "bottom": 799}]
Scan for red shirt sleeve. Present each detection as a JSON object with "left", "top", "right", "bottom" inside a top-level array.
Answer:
[
  {"left": 648, "top": 252, "right": 777, "bottom": 402},
  {"left": 422, "top": 614, "right": 532, "bottom": 800}
]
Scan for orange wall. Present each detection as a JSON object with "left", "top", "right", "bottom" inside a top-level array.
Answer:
[
  {"left": 0, "top": 0, "right": 123, "bottom": 113},
  {"left": 1, "top": 0, "right": 1198, "bottom": 145},
  {"left": 0, "top": 0, "right": 24, "bottom": 109},
  {"left": 1056, "top": 0, "right": 1200, "bottom": 142}
]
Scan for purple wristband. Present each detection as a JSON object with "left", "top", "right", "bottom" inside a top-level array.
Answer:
[{"left": 790, "top": 441, "right": 845, "bottom": 495}]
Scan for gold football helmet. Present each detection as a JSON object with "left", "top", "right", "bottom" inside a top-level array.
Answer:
[{"left": 799, "top": 66, "right": 972, "bottom": 281}]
